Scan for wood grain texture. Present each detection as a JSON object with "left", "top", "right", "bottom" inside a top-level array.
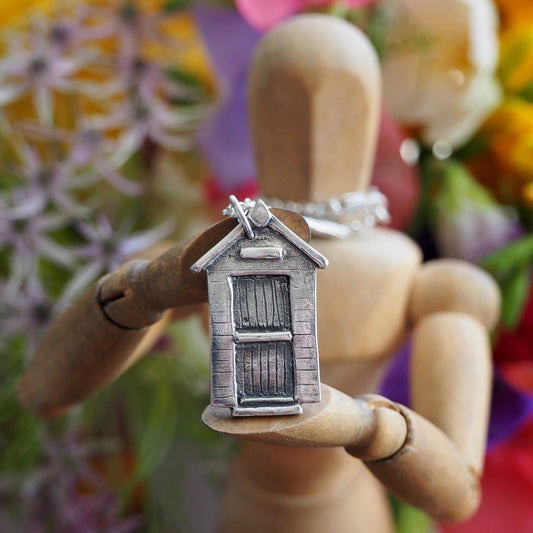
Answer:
[
  {"left": 202, "top": 384, "right": 406, "bottom": 454},
  {"left": 249, "top": 14, "right": 381, "bottom": 201},
  {"left": 18, "top": 284, "right": 157, "bottom": 417},
  {"left": 411, "top": 312, "right": 492, "bottom": 474},
  {"left": 364, "top": 405, "right": 481, "bottom": 522},
  {"left": 219, "top": 445, "right": 394, "bottom": 533},
  {"left": 409, "top": 259, "right": 501, "bottom": 330}
]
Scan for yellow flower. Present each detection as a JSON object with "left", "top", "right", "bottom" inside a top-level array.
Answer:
[
  {"left": 523, "top": 182, "right": 533, "bottom": 204},
  {"left": 469, "top": 98, "right": 533, "bottom": 204},
  {"left": 147, "top": 13, "right": 216, "bottom": 91},
  {"left": 0, "top": 0, "right": 217, "bottom": 155},
  {"left": 0, "top": 1, "right": 214, "bottom": 89},
  {"left": 499, "top": 26, "right": 533, "bottom": 99},
  {"left": 0, "top": 0, "right": 54, "bottom": 28}
]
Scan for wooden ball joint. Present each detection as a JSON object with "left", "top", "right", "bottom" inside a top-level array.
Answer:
[{"left": 18, "top": 14, "right": 501, "bottom": 533}]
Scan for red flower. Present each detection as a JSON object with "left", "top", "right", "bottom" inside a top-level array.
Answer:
[
  {"left": 440, "top": 416, "right": 533, "bottom": 533},
  {"left": 494, "top": 286, "right": 533, "bottom": 393},
  {"left": 440, "top": 286, "right": 533, "bottom": 532}
]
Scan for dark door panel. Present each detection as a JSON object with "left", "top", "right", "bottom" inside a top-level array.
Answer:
[
  {"left": 236, "top": 341, "right": 294, "bottom": 401},
  {"left": 232, "top": 275, "right": 291, "bottom": 332}
]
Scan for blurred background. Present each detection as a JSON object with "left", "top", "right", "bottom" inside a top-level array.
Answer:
[{"left": 1, "top": 1, "right": 533, "bottom": 532}]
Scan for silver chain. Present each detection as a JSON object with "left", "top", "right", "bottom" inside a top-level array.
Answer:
[
  {"left": 263, "top": 188, "right": 390, "bottom": 238},
  {"left": 223, "top": 188, "right": 390, "bottom": 239}
]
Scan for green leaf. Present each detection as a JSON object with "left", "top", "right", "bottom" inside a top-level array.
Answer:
[
  {"left": 499, "top": 265, "right": 531, "bottom": 329},
  {"left": 165, "top": 68, "right": 202, "bottom": 90},
  {"left": 0, "top": 339, "right": 43, "bottom": 472},
  {"left": 391, "top": 499, "right": 433, "bottom": 533},
  {"left": 482, "top": 234, "right": 533, "bottom": 278},
  {"left": 433, "top": 159, "right": 494, "bottom": 215},
  {"left": 407, "top": 152, "right": 439, "bottom": 237},
  {"left": 163, "top": 0, "right": 191, "bottom": 12},
  {"left": 134, "top": 382, "right": 179, "bottom": 480}
]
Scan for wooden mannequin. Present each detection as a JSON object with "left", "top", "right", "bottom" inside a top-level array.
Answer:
[
  {"left": 19, "top": 14, "right": 500, "bottom": 533},
  {"left": 201, "top": 16, "right": 499, "bottom": 532}
]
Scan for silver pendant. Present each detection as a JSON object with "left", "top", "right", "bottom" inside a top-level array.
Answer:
[{"left": 191, "top": 197, "right": 328, "bottom": 417}]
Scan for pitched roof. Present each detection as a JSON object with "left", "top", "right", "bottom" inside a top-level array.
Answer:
[{"left": 191, "top": 200, "right": 328, "bottom": 273}]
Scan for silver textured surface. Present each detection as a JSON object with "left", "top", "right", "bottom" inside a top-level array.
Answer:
[
  {"left": 240, "top": 247, "right": 285, "bottom": 259},
  {"left": 192, "top": 197, "right": 327, "bottom": 417}
]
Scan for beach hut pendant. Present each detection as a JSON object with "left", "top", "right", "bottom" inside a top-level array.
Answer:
[{"left": 191, "top": 196, "right": 328, "bottom": 416}]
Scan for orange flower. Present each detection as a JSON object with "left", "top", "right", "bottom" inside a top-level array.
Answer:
[
  {"left": 493, "top": 0, "right": 533, "bottom": 33},
  {"left": 468, "top": 98, "right": 533, "bottom": 205}
]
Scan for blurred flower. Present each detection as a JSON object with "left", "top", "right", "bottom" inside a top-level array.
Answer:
[
  {"left": 0, "top": 3, "right": 215, "bottom": 532},
  {"left": 45, "top": 4, "right": 96, "bottom": 51},
  {"left": 21, "top": 122, "right": 143, "bottom": 195},
  {"left": 62, "top": 214, "right": 172, "bottom": 302},
  {"left": 381, "top": 0, "right": 501, "bottom": 149},
  {"left": 88, "top": 1, "right": 180, "bottom": 65},
  {"left": 467, "top": 98, "right": 533, "bottom": 205},
  {"left": 493, "top": 0, "right": 533, "bottom": 33},
  {"left": 371, "top": 109, "right": 420, "bottom": 230},
  {"left": 431, "top": 159, "right": 523, "bottom": 262},
  {"left": 0, "top": 21, "right": 94, "bottom": 125},
  {"left": 0, "top": 196, "right": 74, "bottom": 291},
  {"left": 101, "top": 57, "right": 210, "bottom": 165},
  {"left": 193, "top": 4, "right": 261, "bottom": 191},
  {"left": 235, "top": 0, "right": 376, "bottom": 30},
  {"left": 13, "top": 141, "right": 94, "bottom": 215},
  {"left": 436, "top": 203, "right": 522, "bottom": 263},
  {"left": 0, "top": 428, "right": 142, "bottom": 533},
  {"left": 0, "top": 277, "right": 57, "bottom": 351}
]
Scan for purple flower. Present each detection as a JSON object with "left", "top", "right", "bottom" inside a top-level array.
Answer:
[
  {"left": 12, "top": 141, "right": 92, "bottom": 216},
  {"left": 0, "top": 277, "right": 56, "bottom": 352},
  {"left": 72, "top": 127, "right": 143, "bottom": 195},
  {"left": 45, "top": 4, "right": 100, "bottom": 52},
  {"left": 0, "top": 193, "right": 74, "bottom": 292},
  {"left": 432, "top": 159, "right": 524, "bottom": 263},
  {"left": 61, "top": 214, "right": 172, "bottom": 302},
  {"left": 20, "top": 122, "right": 143, "bottom": 196},
  {"left": 435, "top": 203, "right": 524, "bottom": 263},
  {"left": 0, "top": 22, "right": 92, "bottom": 124},
  {"left": 88, "top": 2, "right": 184, "bottom": 66},
  {"left": 102, "top": 58, "right": 210, "bottom": 164},
  {"left": 0, "top": 428, "right": 142, "bottom": 533},
  {"left": 193, "top": 4, "right": 261, "bottom": 189}
]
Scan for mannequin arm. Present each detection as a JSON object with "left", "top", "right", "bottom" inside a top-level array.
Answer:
[
  {"left": 19, "top": 218, "right": 236, "bottom": 417},
  {"left": 20, "top": 212, "right": 307, "bottom": 418},
  {"left": 204, "top": 384, "right": 485, "bottom": 521},
  {"left": 361, "top": 259, "right": 499, "bottom": 521},
  {"left": 409, "top": 258, "right": 500, "bottom": 473}
]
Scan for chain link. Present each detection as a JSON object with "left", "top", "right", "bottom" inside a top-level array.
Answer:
[{"left": 223, "top": 188, "right": 390, "bottom": 239}]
